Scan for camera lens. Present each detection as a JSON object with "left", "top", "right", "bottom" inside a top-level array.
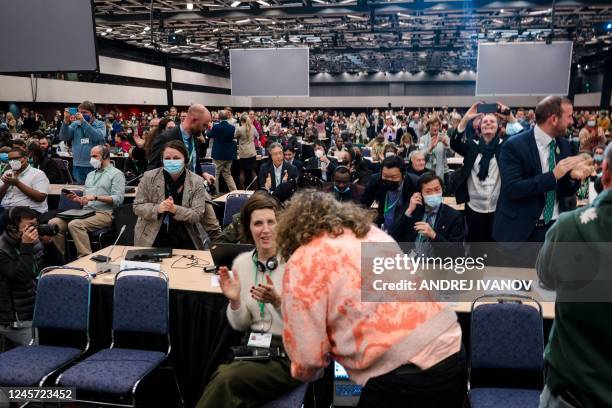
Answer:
[{"left": 37, "top": 224, "right": 59, "bottom": 236}]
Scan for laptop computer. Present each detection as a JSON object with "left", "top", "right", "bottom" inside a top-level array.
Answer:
[
  {"left": 57, "top": 209, "right": 96, "bottom": 220},
  {"left": 210, "top": 243, "right": 254, "bottom": 269},
  {"left": 333, "top": 361, "right": 361, "bottom": 406},
  {"left": 125, "top": 248, "right": 173, "bottom": 262}
]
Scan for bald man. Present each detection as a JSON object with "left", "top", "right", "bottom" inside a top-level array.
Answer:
[{"left": 147, "top": 104, "right": 213, "bottom": 183}]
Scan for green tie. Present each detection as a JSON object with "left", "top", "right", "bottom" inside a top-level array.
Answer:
[{"left": 543, "top": 140, "right": 556, "bottom": 224}]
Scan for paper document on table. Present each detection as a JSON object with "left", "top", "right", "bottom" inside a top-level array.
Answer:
[
  {"left": 211, "top": 275, "right": 220, "bottom": 287},
  {"left": 119, "top": 260, "right": 161, "bottom": 277}
]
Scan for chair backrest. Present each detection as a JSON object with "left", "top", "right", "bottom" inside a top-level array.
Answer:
[
  {"left": 59, "top": 190, "right": 83, "bottom": 210},
  {"left": 200, "top": 163, "right": 216, "bottom": 177},
  {"left": 113, "top": 204, "right": 137, "bottom": 245},
  {"left": 262, "top": 383, "right": 308, "bottom": 408},
  {"left": 470, "top": 298, "right": 544, "bottom": 373},
  {"left": 33, "top": 269, "right": 91, "bottom": 332},
  {"left": 223, "top": 193, "right": 250, "bottom": 227},
  {"left": 56, "top": 158, "right": 73, "bottom": 184},
  {"left": 112, "top": 270, "right": 169, "bottom": 335}
]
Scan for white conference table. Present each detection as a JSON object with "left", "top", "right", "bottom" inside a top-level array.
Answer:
[{"left": 60, "top": 245, "right": 554, "bottom": 318}]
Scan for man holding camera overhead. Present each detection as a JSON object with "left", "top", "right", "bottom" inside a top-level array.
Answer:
[
  {"left": 0, "top": 207, "right": 63, "bottom": 347},
  {"left": 59, "top": 100, "right": 106, "bottom": 184}
]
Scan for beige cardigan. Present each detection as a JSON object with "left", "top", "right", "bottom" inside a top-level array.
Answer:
[{"left": 133, "top": 168, "right": 222, "bottom": 249}]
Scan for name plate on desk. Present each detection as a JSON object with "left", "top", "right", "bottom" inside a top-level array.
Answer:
[{"left": 120, "top": 260, "right": 161, "bottom": 275}]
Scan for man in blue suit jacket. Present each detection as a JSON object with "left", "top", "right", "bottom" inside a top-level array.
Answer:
[
  {"left": 493, "top": 96, "right": 592, "bottom": 243},
  {"left": 209, "top": 110, "right": 237, "bottom": 192}
]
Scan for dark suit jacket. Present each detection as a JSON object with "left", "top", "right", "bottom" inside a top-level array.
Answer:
[
  {"left": 210, "top": 121, "right": 237, "bottom": 161},
  {"left": 492, "top": 128, "right": 580, "bottom": 242},
  {"left": 288, "top": 158, "right": 304, "bottom": 174},
  {"left": 361, "top": 174, "right": 411, "bottom": 227},
  {"left": 146, "top": 126, "right": 203, "bottom": 175},
  {"left": 449, "top": 129, "right": 503, "bottom": 205},
  {"left": 323, "top": 183, "right": 365, "bottom": 204},
  {"left": 259, "top": 161, "right": 298, "bottom": 193},
  {"left": 305, "top": 156, "right": 337, "bottom": 181},
  {"left": 390, "top": 203, "right": 465, "bottom": 243},
  {"left": 368, "top": 117, "right": 384, "bottom": 139},
  {"left": 395, "top": 126, "right": 418, "bottom": 145}
]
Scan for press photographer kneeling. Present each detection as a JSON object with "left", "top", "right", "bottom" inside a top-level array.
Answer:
[
  {"left": 196, "top": 192, "right": 302, "bottom": 408},
  {"left": 0, "top": 207, "right": 63, "bottom": 348}
]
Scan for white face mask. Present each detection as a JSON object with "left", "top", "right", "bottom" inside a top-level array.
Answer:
[
  {"left": 315, "top": 149, "right": 324, "bottom": 158},
  {"left": 9, "top": 159, "right": 22, "bottom": 171},
  {"left": 90, "top": 158, "right": 102, "bottom": 169},
  {"left": 587, "top": 120, "right": 596, "bottom": 127}
]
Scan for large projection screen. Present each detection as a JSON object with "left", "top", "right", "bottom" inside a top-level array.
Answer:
[
  {"left": 230, "top": 48, "right": 309, "bottom": 97},
  {"left": 476, "top": 41, "right": 572, "bottom": 96},
  {"left": 0, "top": 0, "right": 98, "bottom": 73}
]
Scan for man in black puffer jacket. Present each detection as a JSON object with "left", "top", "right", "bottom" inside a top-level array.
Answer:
[{"left": 0, "top": 207, "right": 63, "bottom": 347}]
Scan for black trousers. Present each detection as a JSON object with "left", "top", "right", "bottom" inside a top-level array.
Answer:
[
  {"left": 465, "top": 205, "right": 494, "bottom": 243},
  {"left": 357, "top": 345, "right": 467, "bottom": 408}
]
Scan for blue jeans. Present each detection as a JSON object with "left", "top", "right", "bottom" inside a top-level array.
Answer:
[{"left": 73, "top": 165, "right": 94, "bottom": 185}]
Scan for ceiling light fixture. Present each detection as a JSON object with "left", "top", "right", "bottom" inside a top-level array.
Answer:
[
  {"left": 213, "top": 28, "right": 220, "bottom": 32},
  {"left": 257, "top": 0, "right": 270, "bottom": 6},
  {"left": 312, "top": 0, "right": 327, "bottom": 3},
  {"left": 105, "top": 28, "right": 112, "bottom": 32},
  {"left": 231, "top": 1, "right": 241, "bottom": 7},
  {"left": 175, "top": 29, "right": 183, "bottom": 33},
  {"left": 236, "top": 18, "right": 250, "bottom": 23},
  {"left": 144, "top": 26, "right": 151, "bottom": 31},
  {"left": 186, "top": 2, "right": 194, "bottom": 10},
  {"left": 339, "top": 0, "right": 355, "bottom": 3}
]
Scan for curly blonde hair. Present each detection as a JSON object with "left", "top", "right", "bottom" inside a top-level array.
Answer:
[{"left": 276, "top": 189, "right": 376, "bottom": 260}]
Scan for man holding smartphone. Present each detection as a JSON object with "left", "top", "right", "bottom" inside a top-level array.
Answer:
[{"left": 59, "top": 100, "right": 105, "bottom": 184}]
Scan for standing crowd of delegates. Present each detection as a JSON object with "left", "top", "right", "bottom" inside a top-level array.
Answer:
[{"left": 0, "top": 96, "right": 611, "bottom": 407}]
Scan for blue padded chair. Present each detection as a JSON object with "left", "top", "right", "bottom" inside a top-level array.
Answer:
[
  {"left": 223, "top": 193, "right": 250, "bottom": 227},
  {"left": 57, "top": 268, "right": 183, "bottom": 407},
  {"left": 469, "top": 294, "right": 544, "bottom": 408},
  {"left": 362, "top": 148, "right": 372, "bottom": 158},
  {"left": 200, "top": 163, "right": 216, "bottom": 177},
  {"left": 0, "top": 267, "right": 91, "bottom": 387},
  {"left": 262, "top": 383, "right": 309, "bottom": 408}
]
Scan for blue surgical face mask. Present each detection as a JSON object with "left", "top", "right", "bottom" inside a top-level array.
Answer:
[
  {"left": 594, "top": 154, "right": 604, "bottom": 163},
  {"left": 334, "top": 185, "right": 350, "bottom": 194},
  {"left": 0, "top": 153, "right": 7, "bottom": 162},
  {"left": 163, "top": 159, "right": 184, "bottom": 175},
  {"left": 82, "top": 114, "right": 92, "bottom": 123},
  {"left": 424, "top": 193, "right": 443, "bottom": 209}
]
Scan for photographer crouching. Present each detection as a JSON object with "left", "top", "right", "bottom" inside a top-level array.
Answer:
[{"left": 0, "top": 207, "right": 63, "bottom": 348}]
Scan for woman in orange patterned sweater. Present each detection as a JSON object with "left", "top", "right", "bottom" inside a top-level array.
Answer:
[{"left": 277, "top": 190, "right": 467, "bottom": 407}]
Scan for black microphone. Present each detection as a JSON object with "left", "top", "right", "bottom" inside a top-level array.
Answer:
[
  {"left": 245, "top": 175, "right": 258, "bottom": 191},
  {"left": 91, "top": 225, "right": 126, "bottom": 265}
]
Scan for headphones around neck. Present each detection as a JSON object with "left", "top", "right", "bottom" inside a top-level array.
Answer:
[{"left": 252, "top": 250, "right": 278, "bottom": 273}]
